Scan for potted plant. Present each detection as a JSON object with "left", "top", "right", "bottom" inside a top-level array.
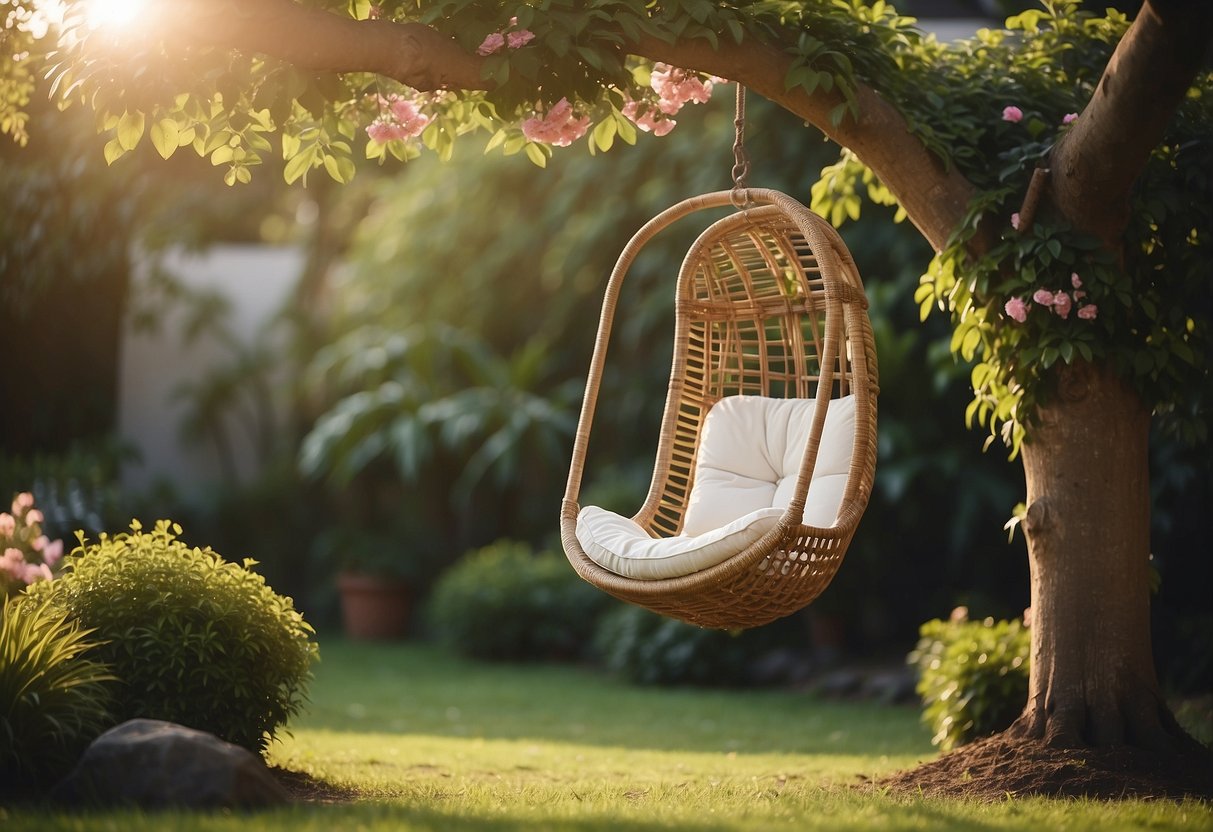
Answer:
[{"left": 315, "top": 523, "right": 418, "bottom": 640}]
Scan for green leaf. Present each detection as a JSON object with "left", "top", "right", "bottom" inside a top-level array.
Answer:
[
  {"left": 116, "top": 110, "right": 145, "bottom": 152},
  {"left": 592, "top": 117, "right": 616, "bottom": 153},
  {"left": 323, "top": 153, "right": 356, "bottom": 184},
  {"left": 102, "top": 137, "right": 125, "bottom": 165},
  {"left": 524, "top": 142, "right": 547, "bottom": 168},
  {"left": 150, "top": 119, "right": 179, "bottom": 160},
  {"left": 283, "top": 149, "right": 313, "bottom": 185}
]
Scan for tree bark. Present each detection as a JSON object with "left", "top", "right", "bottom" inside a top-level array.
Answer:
[
  {"left": 1010, "top": 362, "right": 1194, "bottom": 751},
  {"left": 1049, "top": 0, "right": 1213, "bottom": 247},
  {"left": 1001, "top": 1, "right": 1212, "bottom": 751}
]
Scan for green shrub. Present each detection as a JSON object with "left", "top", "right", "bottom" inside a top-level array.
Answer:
[
  {"left": 907, "top": 609, "right": 1030, "bottom": 751},
  {"left": 593, "top": 604, "right": 761, "bottom": 687},
  {"left": 427, "top": 540, "right": 611, "bottom": 661},
  {"left": 27, "top": 520, "right": 319, "bottom": 753},
  {"left": 0, "top": 595, "right": 117, "bottom": 790}
]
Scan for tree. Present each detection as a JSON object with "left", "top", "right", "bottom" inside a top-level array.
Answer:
[{"left": 4, "top": 0, "right": 1210, "bottom": 796}]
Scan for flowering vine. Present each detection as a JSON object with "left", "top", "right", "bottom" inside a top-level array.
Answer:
[{"left": 618, "top": 63, "right": 723, "bottom": 137}]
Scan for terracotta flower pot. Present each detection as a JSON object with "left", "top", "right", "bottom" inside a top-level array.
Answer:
[{"left": 337, "top": 572, "right": 411, "bottom": 640}]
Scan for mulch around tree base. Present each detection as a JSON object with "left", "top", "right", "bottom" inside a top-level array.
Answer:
[{"left": 873, "top": 735, "right": 1213, "bottom": 801}]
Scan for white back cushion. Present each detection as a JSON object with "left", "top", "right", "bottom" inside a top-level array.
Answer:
[{"left": 681, "top": 395, "right": 856, "bottom": 536}]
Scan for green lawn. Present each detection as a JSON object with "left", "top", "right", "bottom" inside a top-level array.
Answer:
[{"left": 3, "top": 639, "right": 1211, "bottom": 830}]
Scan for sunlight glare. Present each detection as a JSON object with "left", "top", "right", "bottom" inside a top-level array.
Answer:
[{"left": 86, "top": 0, "right": 145, "bottom": 30}]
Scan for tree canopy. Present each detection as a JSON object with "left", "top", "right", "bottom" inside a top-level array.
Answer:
[{"left": 8, "top": 0, "right": 1207, "bottom": 452}]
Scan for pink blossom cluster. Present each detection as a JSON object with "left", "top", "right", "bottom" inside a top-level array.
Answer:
[
  {"left": 1, "top": 547, "right": 54, "bottom": 586},
  {"left": 650, "top": 63, "right": 717, "bottom": 112},
  {"left": 620, "top": 101, "right": 675, "bottom": 136},
  {"left": 522, "top": 97, "right": 591, "bottom": 147},
  {"left": 621, "top": 64, "right": 721, "bottom": 136},
  {"left": 0, "top": 492, "right": 64, "bottom": 596},
  {"left": 477, "top": 17, "right": 536, "bottom": 55},
  {"left": 366, "top": 94, "right": 433, "bottom": 144},
  {"left": 1004, "top": 272, "right": 1098, "bottom": 323},
  {"left": 1004, "top": 105, "right": 1080, "bottom": 127}
]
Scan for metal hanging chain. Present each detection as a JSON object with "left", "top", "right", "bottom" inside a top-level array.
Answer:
[{"left": 731, "top": 82, "right": 752, "bottom": 208}]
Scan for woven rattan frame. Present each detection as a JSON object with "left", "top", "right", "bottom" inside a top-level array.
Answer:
[{"left": 560, "top": 189, "right": 878, "bottom": 629}]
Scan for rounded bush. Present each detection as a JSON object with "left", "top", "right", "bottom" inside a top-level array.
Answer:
[
  {"left": 0, "top": 595, "right": 116, "bottom": 791},
  {"left": 427, "top": 540, "right": 611, "bottom": 661},
  {"left": 907, "top": 610, "right": 1030, "bottom": 751},
  {"left": 27, "top": 520, "right": 319, "bottom": 753}
]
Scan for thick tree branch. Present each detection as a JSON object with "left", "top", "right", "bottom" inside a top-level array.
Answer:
[
  {"left": 155, "top": 0, "right": 974, "bottom": 251},
  {"left": 166, "top": 0, "right": 486, "bottom": 90},
  {"left": 631, "top": 35, "right": 975, "bottom": 253},
  {"left": 1049, "top": 0, "right": 1212, "bottom": 246}
]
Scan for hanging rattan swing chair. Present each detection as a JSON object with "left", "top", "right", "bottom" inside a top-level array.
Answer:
[{"left": 559, "top": 86, "right": 879, "bottom": 630}]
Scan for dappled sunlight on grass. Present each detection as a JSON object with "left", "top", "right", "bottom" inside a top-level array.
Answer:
[{"left": 3, "top": 640, "right": 1211, "bottom": 831}]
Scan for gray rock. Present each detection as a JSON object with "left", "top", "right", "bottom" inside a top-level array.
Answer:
[{"left": 52, "top": 719, "right": 290, "bottom": 809}]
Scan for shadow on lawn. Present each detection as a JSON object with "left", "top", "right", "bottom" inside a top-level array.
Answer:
[{"left": 295, "top": 640, "right": 933, "bottom": 758}]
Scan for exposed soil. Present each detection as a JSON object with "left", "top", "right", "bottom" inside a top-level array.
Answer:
[
  {"left": 874, "top": 734, "right": 1213, "bottom": 801},
  {"left": 270, "top": 766, "right": 359, "bottom": 804}
]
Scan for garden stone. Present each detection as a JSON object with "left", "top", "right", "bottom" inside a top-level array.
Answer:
[{"left": 51, "top": 719, "right": 290, "bottom": 809}]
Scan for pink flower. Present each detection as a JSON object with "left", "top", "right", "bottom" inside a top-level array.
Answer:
[
  {"left": 21, "top": 561, "right": 52, "bottom": 585},
  {"left": 1070, "top": 272, "right": 1082, "bottom": 289},
  {"left": 622, "top": 100, "right": 676, "bottom": 136},
  {"left": 1004, "top": 297, "right": 1029, "bottom": 323},
  {"left": 1032, "top": 289, "right": 1055, "bottom": 306},
  {"left": 13, "top": 493, "right": 33, "bottom": 513},
  {"left": 507, "top": 30, "right": 535, "bottom": 49},
  {"left": 43, "top": 538, "right": 64, "bottom": 567},
  {"left": 25, "top": 509, "right": 42, "bottom": 526},
  {"left": 366, "top": 95, "right": 432, "bottom": 144},
  {"left": 1052, "top": 292, "right": 1072, "bottom": 319},
  {"left": 1062, "top": 113, "right": 1078, "bottom": 125},
  {"left": 366, "top": 119, "right": 405, "bottom": 143},
  {"left": 1002, "top": 105, "right": 1024, "bottom": 123},
  {"left": 387, "top": 97, "right": 432, "bottom": 137},
  {"left": 1011, "top": 212, "right": 1021, "bottom": 231},
  {"left": 0, "top": 548, "right": 24, "bottom": 581},
  {"left": 32, "top": 535, "right": 46, "bottom": 552},
  {"left": 1078, "top": 304, "right": 1098, "bottom": 320},
  {"left": 478, "top": 17, "right": 535, "bottom": 55},
  {"left": 650, "top": 64, "right": 717, "bottom": 116},
  {"left": 0, "top": 513, "right": 13, "bottom": 537},
  {"left": 477, "top": 31, "right": 506, "bottom": 55},
  {"left": 522, "top": 98, "right": 591, "bottom": 147}
]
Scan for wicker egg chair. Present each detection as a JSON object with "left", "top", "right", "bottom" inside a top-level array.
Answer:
[{"left": 559, "top": 187, "right": 879, "bottom": 629}]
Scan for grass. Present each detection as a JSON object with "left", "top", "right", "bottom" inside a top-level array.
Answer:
[{"left": 2, "top": 638, "right": 1211, "bottom": 831}]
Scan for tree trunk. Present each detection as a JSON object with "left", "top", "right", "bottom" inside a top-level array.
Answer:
[{"left": 1011, "top": 362, "right": 1188, "bottom": 751}]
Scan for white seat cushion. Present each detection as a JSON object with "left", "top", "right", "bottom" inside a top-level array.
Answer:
[
  {"left": 576, "top": 395, "right": 856, "bottom": 580},
  {"left": 575, "top": 505, "right": 783, "bottom": 580}
]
